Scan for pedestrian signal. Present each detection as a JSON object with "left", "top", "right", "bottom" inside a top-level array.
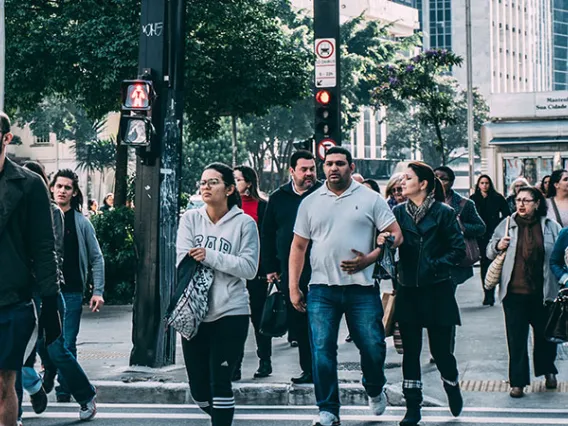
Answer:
[{"left": 119, "top": 79, "right": 156, "bottom": 147}]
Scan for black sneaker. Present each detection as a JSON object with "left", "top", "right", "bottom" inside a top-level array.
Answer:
[
  {"left": 231, "top": 369, "right": 242, "bottom": 382},
  {"left": 253, "top": 359, "right": 272, "bottom": 378},
  {"left": 42, "top": 369, "right": 57, "bottom": 394},
  {"left": 30, "top": 387, "right": 48, "bottom": 414}
]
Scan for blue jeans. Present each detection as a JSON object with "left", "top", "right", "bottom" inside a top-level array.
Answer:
[
  {"left": 56, "top": 292, "right": 84, "bottom": 398},
  {"left": 307, "top": 285, "right": 387, "bottom": 418}
]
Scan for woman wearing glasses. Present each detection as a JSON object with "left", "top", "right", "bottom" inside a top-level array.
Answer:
[
  {"left": 470, "top": 175, "right": 510, "bottom": 306},
  {"left": 386, "top": 173, "right": 406, "bottom": 210},
  {"left": 487, "top": 186, "right": 560, "bottom": 398},
  {"left": 176, "top": 163, "right": 260, "bottom": 426}
]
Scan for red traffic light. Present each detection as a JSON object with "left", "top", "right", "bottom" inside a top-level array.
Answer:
[
  {"left": 126, "top": 83, "right": 150, "bottom": 109},
  {"left": 315, "top": 90, "right": 331, "bottom": 105}
]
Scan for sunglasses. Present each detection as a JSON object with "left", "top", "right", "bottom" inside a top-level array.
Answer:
[{"left": 392, "top": 187, "right": 403, "bottom": 194}]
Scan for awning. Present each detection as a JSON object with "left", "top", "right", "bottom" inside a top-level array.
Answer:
[{"left": 490, "top": 136, "right": 568, "bottom": 145}]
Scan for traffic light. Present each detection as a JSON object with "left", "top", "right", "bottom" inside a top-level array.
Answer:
[
  {"left": 118, "top": 79, "right": 156, "bottom": 147},
  {"left": 314, "top": 88, "right": 339, "bottom": 144},
  {"left": 292, "top": 137, "right": 314, "bottom": 152}
]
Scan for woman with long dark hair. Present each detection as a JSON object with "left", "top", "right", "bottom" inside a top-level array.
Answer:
[
  {"left": 393, "top": 162, "right": 466, "bottom": 426},
  {"left": 539, "top": 175, "right": 551, "bottom": 196},
  {"left": 470, "top": 174, "right": 510, "bottom": 306},
  {"left": 487, "top": 186, "right": 560, "bottom": 398},
  {"left": 546, "top": 169, "right": 568, "bottom": 227},
  {"left": 232, "top": 165, "right": 272, "bottom": 380},
  {"left": 176, "top": 163, "right": 259, "bottom": 426}
]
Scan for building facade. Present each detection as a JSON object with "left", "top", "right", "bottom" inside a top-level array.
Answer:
[{"left": 553, "top": 0, "right": 568, "bottom": 90}]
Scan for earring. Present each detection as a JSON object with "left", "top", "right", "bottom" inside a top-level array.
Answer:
[
  {"left": 245, "top": 188, "right": 250, "bottom": 197},
  {"left": 226, "top": 193, "right": 229, "bottom": 197}
]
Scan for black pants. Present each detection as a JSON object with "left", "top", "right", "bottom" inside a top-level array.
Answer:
[
  {"left": 399, "top": 322, "right": 459, "bottom": 385},
  {"left": 287, "top": 297, "right": 312, "bottom": 374},
  {"left": 479, "top": 240, "right": 495, "bottom": 300},
  {"left": 502, "top": 294, "right": 558, "bottom": 387},
  {"left": 182, "top": 315, "right": 249, "bottom": 426},
  {"left": 247, "top": 278, "right": 272, "bottom": 360}
]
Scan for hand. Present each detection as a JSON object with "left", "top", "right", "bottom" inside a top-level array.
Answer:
[
  {"left": 340, "top": 249, "right": 373, "bottom": 275},
  {"left": 90, "top": 295, "right": 105, "bottom": 313},
  {"left": 267, "top": 272, "right": 280, "bottom": 283},
  {"left": 290, "top": 288, "right": 306, "bottom": 313},
  {"left": 497, "top": 236, "right": 511, "bottom": 251},
  {"left": 40, "top": 295, "right": 62, "bottom": 346},
  {"left": 377, "top": 232, "right": 391, "bottom": 246},
  {"left": 189, "top": 247, "right": 206, "bottom": 262}
]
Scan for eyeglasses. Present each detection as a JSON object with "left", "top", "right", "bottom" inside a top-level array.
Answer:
[
  {"left": 515, "top": 198, "right": 535, "bottom": 205},
  {"left": 199, "top": 178, "right": 223, "bottom": 187},
  {"left": 392, "top": 187, "right": 403, "bottom": 194}
]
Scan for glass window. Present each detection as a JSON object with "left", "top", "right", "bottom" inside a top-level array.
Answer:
[{"left": 364, "top": 110, "right": 371, "bottom": 158}]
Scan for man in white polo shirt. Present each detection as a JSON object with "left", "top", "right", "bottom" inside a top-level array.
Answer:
[{"left": 289, "top": 146, "right": 403, "bottom": 426}]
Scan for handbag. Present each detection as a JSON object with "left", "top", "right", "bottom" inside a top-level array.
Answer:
[
  {"left": 382, "top": 292, "right": 396, "bottom": 338},
  {"left": 484, "top": 216, "right": 510, "bottom": 291},
  {"left": 457, "top": 199, "right": 481, "bottom": 267},
  {"left": 545, "top": 288, "right": 568, "bottom": 343},
  {"left": 164, "top": 255, "right": 215, "bottom": 341},
  {"left": 373, "top": 237, "right": 396, "bottom": 281},
  {"left": 259, "top": 280, "right": 288, "bottom": 337}
]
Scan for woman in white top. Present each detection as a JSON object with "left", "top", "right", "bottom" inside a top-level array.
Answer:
[{"left": 546, "top": 169, "right": 568, "bottom": 227}]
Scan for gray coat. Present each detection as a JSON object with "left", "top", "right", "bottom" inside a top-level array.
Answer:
[
  {"left": 73, "top": 211, "right": 105, "bottom": 296},
  {"left": 487, "top": 213, "right": 561, "bottom": 303}
]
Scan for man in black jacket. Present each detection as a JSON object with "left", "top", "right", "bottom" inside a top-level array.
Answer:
[
  {"left": 262, "top": 150, "right": 321, "bottom": 384},
  {"left": 0, "top": 111, "right": 61, "bottom": 426}
]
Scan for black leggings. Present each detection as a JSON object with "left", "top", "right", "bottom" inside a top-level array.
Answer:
[
  {"left": 182, "top": 315, "right": 249, "bottom": 426},
  {"left": 399, "top": 322, "right": 459, "bottom": 385}
]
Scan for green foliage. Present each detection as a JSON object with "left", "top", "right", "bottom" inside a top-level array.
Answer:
[
  {"left": 384, "top": 79, "right": 489, "bottom": 166},
  {"left": 371, "top": 49, "right": 465, "bottom": 165},
  {"left": 91, "top": 208, "right": 137, "bottom": 304}
]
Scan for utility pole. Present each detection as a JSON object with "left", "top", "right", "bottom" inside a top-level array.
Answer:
[
  {"left": 313, "top": 0, "right": 341, "bottom": 161},
  {"left": 130, "top": 0, "right": 185, "bottom": 368},
  {"left": 465, "top": 0, "right": 475, "bottom": 194},
  {"left": 0, "top": 0, "right": 5, "bottom": 111}
]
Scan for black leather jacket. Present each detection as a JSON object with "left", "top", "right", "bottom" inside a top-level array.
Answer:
[{"left": 394, "top": 201, "right": 466, "bottom": 287}]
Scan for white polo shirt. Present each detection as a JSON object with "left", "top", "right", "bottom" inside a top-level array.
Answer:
[{"left": 294, "top": 181, "right": 396, "bottom": 286}]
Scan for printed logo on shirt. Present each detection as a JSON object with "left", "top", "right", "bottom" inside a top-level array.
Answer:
[{"left": 194, "top": 235, "right": 232, "bottom": 254}]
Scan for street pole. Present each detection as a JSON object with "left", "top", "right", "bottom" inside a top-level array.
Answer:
[
  {"left": 130, "top": 0, "right": 185, "bottom": 368},
  {"left": 0, "top": 0, "right": 5, "bottom": 111},
  {"left": 465, "top": 0, "right": 475, "bottom": 194}
]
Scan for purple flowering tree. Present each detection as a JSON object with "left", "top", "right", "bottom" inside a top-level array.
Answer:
[{"left": 371, "top": 49, "right": 465, "bottom": 165}]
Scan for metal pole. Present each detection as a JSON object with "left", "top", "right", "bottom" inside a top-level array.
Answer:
[
  {"left": 0, "top": 0, "right": 5, "bottom": 111},
  {"left": 465, "top": 0, "right": 475, "bottom": 194}
]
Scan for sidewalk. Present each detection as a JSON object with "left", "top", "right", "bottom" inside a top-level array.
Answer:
[{"left": 54, "top": 269, "right": 568, "bottom": 408}]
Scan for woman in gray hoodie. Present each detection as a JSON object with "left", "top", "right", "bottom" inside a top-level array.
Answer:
[{"left": 176, "top": 162, "right": 259, "bottom": 426}]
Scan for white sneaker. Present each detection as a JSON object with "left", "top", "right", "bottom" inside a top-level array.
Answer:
[
  {"left": 369, "top": 389, "right": 387, "bottom": 415},
  {"left": 312, "top": 410, "right": 341, "bottom": 425},
  {"left": 79, "top": 395, "right": 97, "bottom": 421}
]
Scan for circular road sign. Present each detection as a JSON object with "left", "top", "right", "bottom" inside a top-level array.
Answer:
[
  {"left": 316, "top": 39, "right": 334, "bottom": 59},
  {"left": 317, "top": 139, "right": 337, "bottom": 160}
]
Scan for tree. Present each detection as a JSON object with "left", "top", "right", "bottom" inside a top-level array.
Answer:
[
  {"left": 75, "top": 137, "right": 117, "bottom": 199},
  {"left": 383, "top": 79, "right": 489, "bottom": 166},
  {"left": 371, "top": 49, "right": 464, "bottom": 165}
]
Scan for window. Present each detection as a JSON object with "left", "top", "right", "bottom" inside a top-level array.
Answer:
[
  {"left": 364, "top": 110, "right": 371, "bottom": 159},
  {"left": 375, "top": 111, "right": 382, "bottom": 159},
  {"left": 33, "top": 133, "right": 50, "bottom": 145}
]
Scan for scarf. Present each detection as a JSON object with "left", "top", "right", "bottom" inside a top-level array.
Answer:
[
  {"left": 513, "top": 214, "right": 544, "bottom": 293},
  {"left": 405, "top": 191, "right": 436, "bottom": 224}
]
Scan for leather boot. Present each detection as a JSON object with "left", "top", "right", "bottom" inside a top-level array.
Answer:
[
  {"left": 443, "top": 381, "right": 463, "bottom": 417},
  {"left": 254, "top": 359, "right": 272, "bottom": 378},
  {"left": 400, "top": 387, "right": 422, "bottom": 426}
]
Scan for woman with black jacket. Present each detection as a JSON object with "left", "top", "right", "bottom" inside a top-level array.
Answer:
[
  {"left": 233, "top": 166, "right": 271, "bottom": 380},
  {"left": 470, "top": 175, "right": 511, "bottom": 306},
  {"left": 392, "top": 162, "right": 466, "bottom": 426}
]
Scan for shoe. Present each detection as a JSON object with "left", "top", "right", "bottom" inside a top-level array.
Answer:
[
  {"left": 231, "top": 369, "right": 242, "bottom": 382},
  {"left": 254, "top": 359, "right": 272, "bottom": 378},
  {"left": 443, "top": 382, "right": 463, "bottom": 417},
  {"left": 510, "top": 386, "right": 524, "bottom": 398},
  {"left": 545, "top": 373, "right": 558, "bottom": 389},
  {"left": 17, "top": 420, "right": 23, "bottom": 426},
  {"left": 400, "top": 388, "right": 422, "bottom": 426},
  {"left": 483, "top": 293, "right": 495, "bottom": 306},
  {"left": 290, "top": 340, "right": 299, "bottom": 348},
  {"left": 345, "top": 334, "right": 353, "bottom": 343},
  {"left": 56, "top": 394, "right": 71, "bottom": 403},
  {"left": 368, "top": 389, "right": 387, "bottom": 416},
  {"left": 42, "top": 369, "right": 57, "bottom": 394},
  {"left": 291, "top": 372, "right": 313, "bottom": 384},
  {"left": 79, "top": 395, "right": 97, "bottom": 421},
  {"left": 312, "top": 411, "right": 340, "bottom": 426},
  {"left": 30, "top": 387, "right": 48, "bottom": 414}
]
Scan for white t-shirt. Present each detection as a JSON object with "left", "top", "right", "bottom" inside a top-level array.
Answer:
[{"left": 294, "top": 181, "right": 396, "bottom": 286}]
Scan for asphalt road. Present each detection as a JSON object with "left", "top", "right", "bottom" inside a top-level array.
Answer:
[{"left": 22, "top": 403, "right": 568, "bottom": 425}]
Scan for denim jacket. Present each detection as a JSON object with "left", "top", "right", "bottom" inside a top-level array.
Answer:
[
  {"left": 73, "top": 211, "right": 105, "bottom": 296},
  {"left": 549, "top": 227, "right": 568, "bottom": 287},
  {"left": 487, "top": 214, "right": 561, "bottom": 303}
]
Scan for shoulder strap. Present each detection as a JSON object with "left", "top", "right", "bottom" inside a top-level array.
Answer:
[
  {"left": 551, "top": 198, "right": 563, "bottom": 227},
  {"left": 458, "top": 197, "right": 467, "bottom": 216}
]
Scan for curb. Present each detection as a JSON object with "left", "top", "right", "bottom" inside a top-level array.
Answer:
[{"left": 90, "top": 380, "right": 445, "bottom": 407}]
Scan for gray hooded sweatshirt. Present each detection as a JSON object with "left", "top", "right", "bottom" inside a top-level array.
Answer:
[{"left": 176, "top": 205, "right": 259, "bottom": 322}]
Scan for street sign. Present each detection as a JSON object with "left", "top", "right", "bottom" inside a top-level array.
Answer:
[
  {"left": 315, "top": 38, "right": 337, "bottom": 88},
  {"left": 317, "top": 138, "right": 337, "bottom": 160}
]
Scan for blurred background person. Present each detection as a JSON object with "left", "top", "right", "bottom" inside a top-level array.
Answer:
[
  {"left": 87, "top": 199, "right": 99, "bottom": 218},
  {"left": 385, "top": 173, "right": 406, "bottom": 210},
  {"left": 487, "top": 186, "right": 560, "bottom": 398},
  {"left": 99, "top": 193, "right": 114, "bottom": 212},
  {"left": 470, "top": 175, "right": 510, "bottom": 306},
  {"left": 546, "top": 169, "right": 568, "bottom": 227},
  {"left": 233, "top": 165, "right": 272, "bottom": 380},
  {"left": 539, "top": 175, "right": 551, "bottom": 197},
  {"left": 506, "top": 178, "right": 530, "bottom": 214},
  {"left": 352, "top": 173, "right": 364, "bottom": 183}
]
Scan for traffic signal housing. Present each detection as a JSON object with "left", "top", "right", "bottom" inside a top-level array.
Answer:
[
  {"left": 118, "top": 79, "right": 156, "bottom": 147},
  {"left": 314, "top": 88, "right": 340, "bottom": 145}
]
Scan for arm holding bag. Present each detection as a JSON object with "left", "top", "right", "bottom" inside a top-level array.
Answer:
[
  {"left": 259, "top": 280, "right": 288, "bottom": 338},
  {"left": 484, "top": 217, "right": 510, "bottom": 291}
]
